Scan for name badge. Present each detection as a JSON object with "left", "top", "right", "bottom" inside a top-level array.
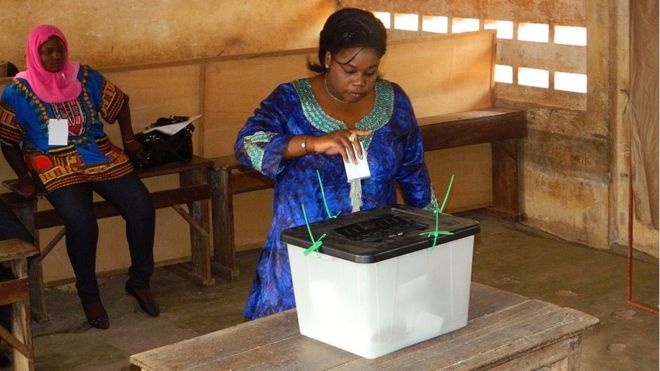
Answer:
[{"left": 48, "top": 118, "right": 69, "bottom": 146}]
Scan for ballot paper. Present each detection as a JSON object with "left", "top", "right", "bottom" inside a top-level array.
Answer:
[
  {"left": 143, "top": 114, "right": 202, "bottom": 135},
  {"left": 344, "top": 141, "right": 371, "bottom": 182}
]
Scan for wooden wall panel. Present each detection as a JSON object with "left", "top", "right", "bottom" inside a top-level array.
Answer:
[{"left": 203, "top": 52, "right": 315, "bottom": 157}]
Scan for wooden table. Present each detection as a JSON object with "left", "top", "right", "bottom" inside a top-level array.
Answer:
[
  {"left": 1, "top": 155, "right": 217, "bottom": 321},
  {"left": 129, "top": 283, "right": 599, "bottom": 370}
]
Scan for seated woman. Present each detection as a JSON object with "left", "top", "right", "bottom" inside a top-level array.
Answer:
[
  {"left": 0, "top": 25, "right": 159, "bottom": 329},
  {"left": 234, "top": 8, "right": 432, "bottom": 320}
]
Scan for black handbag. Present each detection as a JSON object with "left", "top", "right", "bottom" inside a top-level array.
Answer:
[{"left": 132, "top": 116, "right": 195, "bottom": 169}]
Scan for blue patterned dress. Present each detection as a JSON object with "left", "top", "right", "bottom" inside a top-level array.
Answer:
[
  {"left": 235, "top": 78, "right": 431, "bottom": 319},
  {"left": 0, "top": 65, "right": 133, "bottom": 192}
]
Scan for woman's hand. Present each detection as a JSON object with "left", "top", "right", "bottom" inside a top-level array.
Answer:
[
  {"left": 307, "top": 129, "right": 371, "bottom": 164},
  {"left": 123, "top": 140, "right": 147, "bottom": 167}
]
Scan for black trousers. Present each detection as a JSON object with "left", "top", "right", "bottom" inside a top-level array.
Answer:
[{"left": 45, "top": 173, "right": 155, "bottom": 304}]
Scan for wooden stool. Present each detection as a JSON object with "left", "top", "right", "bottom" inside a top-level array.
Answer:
[{"left": 0, "top": 239, "right": 38, "bottom": 371}]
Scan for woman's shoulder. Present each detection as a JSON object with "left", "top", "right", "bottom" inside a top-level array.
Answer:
[
  {"left": 78, "top": 64, "right": 99, "bottom": 79},
  {"left": 263, "top": 80, "right": 303, "bottom": 104},
  {"left": 2, "top": 77, "right": 30, "bottom": 98},
  {"left": 377, "top": 78, "right": 406, "bottom": 95}
]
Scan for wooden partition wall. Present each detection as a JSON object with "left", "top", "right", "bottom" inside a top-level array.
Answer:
[{"left": 0, "top": 31, "right": 496, "bottom": 284}]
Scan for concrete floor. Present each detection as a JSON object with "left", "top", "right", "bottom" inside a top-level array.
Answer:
[{"left": 2, "top": 210, "right": 658, "bottom": 370}]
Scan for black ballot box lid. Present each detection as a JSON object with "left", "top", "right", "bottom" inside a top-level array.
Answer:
[{"left": 281, "top": 205, "right": 480, "bottom": 264}]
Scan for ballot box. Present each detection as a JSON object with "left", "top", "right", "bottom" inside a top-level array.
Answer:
[{"left": 282, "top": 205, "right": 480, "bottom": 359}]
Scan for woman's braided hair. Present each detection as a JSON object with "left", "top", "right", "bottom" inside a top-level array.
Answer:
[{"left": 308, "top": 8, "right": 387, "bottom": 74}]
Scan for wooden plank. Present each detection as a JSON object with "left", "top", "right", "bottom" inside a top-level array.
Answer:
[
  {"left": 486, "top": 335, "right": 581, "bottom": 371},
  {"left": 208, "top": 167, "right": 239, "bottom": 281},
  {"left": 130, "top": 284, "right": 598, "bottom": 371},
  {"left": 490, "top": 138, "right": 521, "bottom": 219},
  {"left": 9, "top": 256, "right": 33, "bottom": 371},
  {"left": 179, "top": 168, "right": 214, "bottom": 286},
  {"left": 0, "top": 239, "right": 38, "bottom": 263},
  {"left": 33, "top": 184, "right": 210, "bottom": 229},
  {"left": 135, "top": 156, "right": 213, "bottom": 179},
  {"left": 0, "top": 278, "right": 29, "bottom": 306},
  {"left": 130, "top": 309, "right": 301, "bottom": 371},
  {"left": 328, "top": 301, "right": 597, "bottom": 370},
  {"left": 231, "top": 172, "right": 273, "bottom": 195},
  {"left": 418, "top": 109, "right": 526, "bottom": 152}
]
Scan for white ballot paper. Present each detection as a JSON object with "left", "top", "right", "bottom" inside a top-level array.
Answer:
[
  {"left": 143, "top": 114, "right": 202, "bottom": 135},
  {"left": 344, "top": 141, "right": 371, "bottom": 182},
  {"left": 48, "top": 118, "right": 69, "bottom": 146}
]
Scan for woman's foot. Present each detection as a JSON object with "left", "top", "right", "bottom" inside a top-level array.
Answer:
[
  {"left": 82, "top": 301, "right": 109, "bottom": 330},
  {"left": 125, "top": 280, "right": 160, "bottom": 317}
]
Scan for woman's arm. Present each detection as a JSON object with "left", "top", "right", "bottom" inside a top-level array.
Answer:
[
  {"left": 115, "top": 100, "right": 145, "bottom": 166},
  {"left": 284, "top": 130, "right": 371, "bottom": 164},
  {"left": 1, "top": 143, "right": 35, "bottom": 198}
]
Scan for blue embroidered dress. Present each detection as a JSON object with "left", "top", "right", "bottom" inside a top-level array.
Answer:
[
  {"left": 0, "top": 65, "right": 133, "bottom": 192},
  {"left": 235, "top": 78, "right": 431, "bottom": 319}
]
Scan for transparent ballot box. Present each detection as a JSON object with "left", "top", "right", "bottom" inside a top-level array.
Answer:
[{"left": 281, "top": 205, "right": 480, "bottom": 359}]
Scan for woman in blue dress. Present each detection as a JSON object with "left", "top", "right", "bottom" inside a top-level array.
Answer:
[{"left": 235, "top": 8, "right": 432, "bottom": 320}]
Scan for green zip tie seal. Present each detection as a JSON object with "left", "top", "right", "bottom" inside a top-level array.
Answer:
[
  {"left": 316, "top": 170, "right": 340, "bottom": 219},
  {"left": 300, "top": 203, "right": 326, "bottom": 256},
  {"left": 421, "top": 174, "right": 455, "bottom": 249}
]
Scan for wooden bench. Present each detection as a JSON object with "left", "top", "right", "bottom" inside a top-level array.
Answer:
[
  {"left": 129, "top": 282, "right": 598, "bottom": 370},
  {"left": 0, "top": 155, "right": 218, "bottom": 321},
  {"left": 208, "top": 108, "right": 526, "bottom": 281}
]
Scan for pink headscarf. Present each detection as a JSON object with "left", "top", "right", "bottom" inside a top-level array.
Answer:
[{"left": 15, "top": 25, "right": 81, "bottom": 103}]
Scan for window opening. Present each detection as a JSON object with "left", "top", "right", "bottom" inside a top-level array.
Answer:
[
  {"left": 518, "top": 22, "right": 549, "bottom": 43},
  {"left": 518, "top": 67, "right": 549, "bottom": 88},
  {"left": 554, "top": 25, "right": 587, "bottom": 46},
  {"left": 555, "top": 71, "right": 587, "bottom": 93},
  {"left": 452, "top": 17, "right": 480, "bottom": 33},
  {"left": 373, "top": 11, "right": 391, "bottom": 29},
  {"left": 394, "top": 13, "right": 419, "bottom": 31},
  {"left": 422, "top": 15, "right": 449, "bottom": 33},
  {"left": 484, "top": 20, "right": 514, "bottom": 39},
  {"left": 494, "top": 64, "right": 513, "bottom": 83}
]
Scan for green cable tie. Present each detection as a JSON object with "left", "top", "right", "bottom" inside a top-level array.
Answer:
[
  {"left": 421, "top": 174, "right": 455, "bottom": 249},
  {"left": 316, "top": 170, "right": 339, "bottom": 219},
  {"left": 300, "top": 203, "right": 326, "bottom": 256}
]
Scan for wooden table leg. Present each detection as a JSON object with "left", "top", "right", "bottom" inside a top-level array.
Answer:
[
  {"left": 179, "top": 169, "right": 214, "bottom": 286},
  {"left": 8, "top": 199, "right": 49, "bottom": 322},
  {"left": 10, "top": 257, "right": 34, "bottom": 371},
  {"left": 208, "top": 167, "right": 239, "bottom": 281},
  {"left": 488, "top": 138, "right": 522, "bottom": 222}
]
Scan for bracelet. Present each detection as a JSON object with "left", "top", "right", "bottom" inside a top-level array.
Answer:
[
  {"left": 301, "top": 136, "right": 308, "bottom": 154},
  {"left": 123, "top": 138, "right": 137, "bottom": 144}
]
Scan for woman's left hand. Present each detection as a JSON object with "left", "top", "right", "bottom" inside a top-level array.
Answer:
[{"left": 123, "top": 140, "right": 146, "bottom": 166}]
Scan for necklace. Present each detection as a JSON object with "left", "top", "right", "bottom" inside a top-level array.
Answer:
[{"left": 323, "top": 78, "right": 349, "bottom": 104}]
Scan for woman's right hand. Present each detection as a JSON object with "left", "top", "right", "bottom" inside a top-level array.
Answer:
[
  {"left": 16, "top": 175, "right": 37, "bottom": 199},
  {"left": 307, "top": 129, "right": 372, "bottom": 164},
  {"left": 123, "top": 140, "right": 147, "bottom": 167}
]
